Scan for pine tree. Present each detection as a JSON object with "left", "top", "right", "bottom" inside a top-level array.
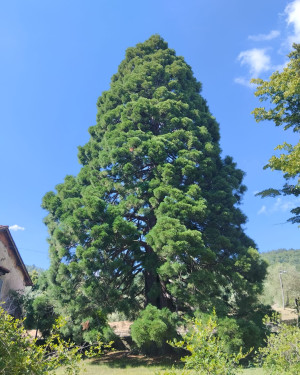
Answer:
[{"left": 42, "top": 35, "right": 266, "bottom": 327}]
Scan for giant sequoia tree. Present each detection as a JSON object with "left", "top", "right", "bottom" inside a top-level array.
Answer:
[{"left": 43, "top": 35, "right": 266, "bottom": 324}]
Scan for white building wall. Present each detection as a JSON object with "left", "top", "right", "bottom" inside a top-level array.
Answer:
[{"left": 0, "top": 240, "right": 26, "bottom": 301}]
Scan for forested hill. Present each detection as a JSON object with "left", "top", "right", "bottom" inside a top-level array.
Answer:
[
  {"left": 25, "top": 264, "right": 45, "bottom": 274},
  {"left": 261, "top": 249, "right": 300, "bottom": 271}
]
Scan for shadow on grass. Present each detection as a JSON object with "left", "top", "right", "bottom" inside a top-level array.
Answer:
[{"left": 90, "top": 351, "right": 184, "bottom": 369}]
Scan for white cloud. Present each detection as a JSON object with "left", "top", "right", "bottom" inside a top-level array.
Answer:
[
  {"left": 235, "top": 1, "right": 300, "bottom": 87},
  {"left": 271, "top": 197, "right": 297, "bottom": 213},
  {"left": 233, "top": 77, "right": 253, "bottom": 88},
  {"left": 9, "top": 224, "right": 25, "bottom": 231},
  {"left": 237, "top": 48, "right": 272, "bottom": 77},
  {"left": 285, "top": 0, "right": 300, "bottom": 46},
  {"left": 258, "top": 205, "right": 267, "bottom": 215},
  {"left": 257, "top": 197, "right": 300, "bottom": 215},
  {"left": 248, "top": 30, "right": 280, "bottom": 42}
]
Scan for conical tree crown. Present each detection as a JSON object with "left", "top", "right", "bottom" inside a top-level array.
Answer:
[{"left": 43, "top": 35, "right": 266, "bottom": 331}]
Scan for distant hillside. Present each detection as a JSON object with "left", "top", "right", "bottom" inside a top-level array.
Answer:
[
  {"left": 261, "top": 249, "right": 300, "bottom": 271},
  {"left": 25, "top": 264, "right": 45, "bottom": 274}
]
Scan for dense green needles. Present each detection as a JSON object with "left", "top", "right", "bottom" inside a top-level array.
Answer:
[{"left": 42, "top": 35, "right": 267, "bottom": 341}]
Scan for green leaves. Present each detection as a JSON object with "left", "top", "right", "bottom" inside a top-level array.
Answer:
[
  {"left": 256, "top": 316, "right": 300, "bottom": 375},
  {"left": 0, "top": 307, "right": 107, "bottom": 375},
  {"left": 252, "top": 43, "right": 300, "bottom": 224},
  {"left": 160, "top": 311, "right": 250, "bottom": 375},
  {"left": 131, "top": 304, "right": 178, "bottom": 353}
]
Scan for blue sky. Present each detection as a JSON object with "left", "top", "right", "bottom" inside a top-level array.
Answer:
[{"left": 0, "top": 0, "right": 299, "bottom": 269}]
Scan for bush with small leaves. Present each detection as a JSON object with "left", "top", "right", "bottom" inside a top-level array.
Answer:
[
  {"left": 131, "top": 304, "right": 179, "bottom": 354},
  {"left": 0, "top": 306, "right": 109, "bottom": 375},
  {"left": 256, "top": 315, "right": 300, "bottom": 375},
  {"left": 159, "top": 311, "right": 250, "bottom": 375}
]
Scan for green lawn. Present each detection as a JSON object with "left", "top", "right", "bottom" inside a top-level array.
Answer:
[
  {"left": 56, "top": 363, "right": 173, "bottom": 375},
  {"left": 55, "top": 363, "right": 265, "bottom": 375},
  {"left": 54, "top": 352, "right": 265, "bottom": 375},
  {"left": 242, "top": 369, "right": 265, "bottom": 375}
]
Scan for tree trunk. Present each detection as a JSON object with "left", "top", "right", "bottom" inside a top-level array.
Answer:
[
  {"left": 143, "top": 240, "right": 175, "bottom": 310},
  {"left": 144, "top": 270, "right": 161, "bottom": 307},
  {"left": 144, "top": 270, "right": 174, "bottom": 309}
]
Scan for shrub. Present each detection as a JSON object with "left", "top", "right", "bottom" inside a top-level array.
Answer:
[
  {"left": 256, "top": 315, "right": 300, "bottom": 375},
  {"left": 194, "top": 311, "right": 244, "bottom": 354},
  {"left": 235, "top": 304, "right": 273, "bottom": 356},
  {"left": 131, "top": 304, "right": 178, "bottom": 354},
  {"left": 193, "top": 305, "right": 271, "bottom": 357},
  {"left": 160, "top": 310, "right": 250, "bottom": 375},
  {"left": 0, "top": 306, "right": 107, "bottom": 375}
]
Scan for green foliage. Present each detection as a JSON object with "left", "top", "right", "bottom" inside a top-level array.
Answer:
[
  {"left": 256, "top": 316, "right": 300, "bottom": 375},
  {"left": 193, "top": 311, "right": 243, "bottom": 354},
  {"left": 56, "top": 305, "right": 111, "bottom": 344},
  {"left": 42, "top": 35, "right": 267, "bottom": 329},
  {"left": 29, "top": 269, "right": 40, "bottom": 285},
  {"left": 11, "top": 271, "right": 58, "bottom": 339},
  {"left": 252, "top": 43, "right": 300, "bottom": 224},
  {"left": 216, "top": 316, "right": 244, "bottom": 354},
  {"left": 26, "top": 264, "right": 45, "bottom": 275},
  {"left": 160, "top": 311, "right": 250, "bottom": 375},
  {"left": 235, "top": 304, "right": 273, "bottom": 356},
  {"left": 194, "top": 306, "right": 271, "bottom": 358},
  {"left": 23, "top": 291, "right": 57, "bottom": 338},
  {"left": 131, "top": 304, "right": 178, "bottom": 354},
  {"left": 0, "top": 306, "right": 107, "bottom": 375}
]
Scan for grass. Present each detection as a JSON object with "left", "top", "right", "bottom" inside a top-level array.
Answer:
[
  {"left": 242, "top": 369, "right": 265, "bottom": 375},
  {"left": 54, "top": 351, "right": 265, "bottom": 375},
  {"left": 55, "top": 352, "right": 180, "bottom": 374}
]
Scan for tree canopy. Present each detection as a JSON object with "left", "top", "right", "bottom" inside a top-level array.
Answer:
[
  {"left": 252, "top": 43, "right": 300, "bottom": 224},
  {"left": 42, "top": 35, "right": 266, "bottom": 336}
]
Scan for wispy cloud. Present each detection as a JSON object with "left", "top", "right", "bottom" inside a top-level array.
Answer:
[
  {"left": 9, "top": 224, "right": 25, "bottom": 231},
  {"left": 237, "top": 48, "right": 271, "bottom": 77},
  {"left": 285, "top": 0, "right": 300, "bottom": 46},
  {"left": 233, "top": 77, "right": 254, "bottom": 88},
  {"left": 258, "top": 205, "right": 267, "bottom": 215},
  {"left": 257, "top": 197, "right": 300, "bottom": 215},
  {"left": 235, "top": 1, "right": 300, "bottom": 87},
  {"left": 248, "top": 30, "right": 280, "bottom": 42},
  {"left": 234, "top": 77, "right": 258, "bottom": 89},
  {"left": 274, "top": 198, "right": 298, "bottom": 212}
]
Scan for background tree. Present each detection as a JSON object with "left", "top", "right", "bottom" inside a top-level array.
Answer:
[
  {"left": 42, "top": 35, "right": 267, "bottom": 338},
  {"left": 22, "top": 291, "right": 57, "bottom": 339},
  {"left": 252, "top": 43, "right": 300, "bottom": 224},
  {"left": 10, "top": 270, "right": 58, "bottom": 339}
]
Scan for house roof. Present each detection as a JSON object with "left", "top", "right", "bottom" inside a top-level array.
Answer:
[{"left": 0, "top": 225, "right": 33, "bottom": 286}]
